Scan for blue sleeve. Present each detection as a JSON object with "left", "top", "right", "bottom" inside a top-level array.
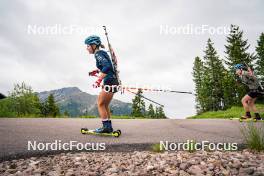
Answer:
[
  {"left": 101, "top": 59, "right": 111, "bottom": 74},
  {"left": 97, "top": 51, "right": 112, "bottom": 74}
]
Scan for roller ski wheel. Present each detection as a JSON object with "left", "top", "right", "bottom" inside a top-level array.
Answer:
[
  {"left": 238, "top": 118, "right": 264, "bottom": 122},
  {"left": 253, "top": 118, "right": 264, "bottom": 122},
  {"left": 112, "top": 130, "right": 121, "bottom": 137},
  {"left": 116, "top": 129, "right": 121, "bottom": 135},
  {"left": 81, "top": 128, "right": 88, "bottom": 134},
  {"left": 81, "top": 128, "right": 121, "bottom": 137}
]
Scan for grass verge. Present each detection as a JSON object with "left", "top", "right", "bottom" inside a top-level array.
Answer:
[
  {"left": 188, "top": 104, "right": 264, "bottom": 119},
  {"left": 240, "top": 122, "right": 264, "bottom": 152},
  {"left": 151, "top": 143, "right": 165, "bottom": 153}
]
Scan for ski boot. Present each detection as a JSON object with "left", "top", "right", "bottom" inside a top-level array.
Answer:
[
  {"left": 253, "top": 113, "right": 262, "bottom": 122},
  {"left": 239, "top": 112, "right": 252, "bottom": 122},
  {"left": 94, "top": 120, "right": 113, "bottom": 133},
  {"left": 81, "top": 120, "right": 121, "bottom": 137}
]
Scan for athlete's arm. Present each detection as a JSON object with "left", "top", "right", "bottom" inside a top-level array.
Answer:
[
  {"left": 95, "top": 51, "right": 112, "bottom": 82},
  {"left": 93, "top": 53, "right": 110, "bottom": 87},
  {"left": 100, "top": 59, "right": 111, "bottom": 74},
  {"left": 93, "top": 72, "right": 106, "bottom": 88},
  {"left": 98, "top": 51, "right": 113, "bottom": 75}
]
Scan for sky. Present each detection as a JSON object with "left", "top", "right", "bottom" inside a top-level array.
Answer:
[{"left": 0, "top": 0, "right": 263, "bottom": 118}]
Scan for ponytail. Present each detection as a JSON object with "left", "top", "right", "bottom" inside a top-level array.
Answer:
[{"left": 95, "top": 44, "right": 105, "bottom": 50}]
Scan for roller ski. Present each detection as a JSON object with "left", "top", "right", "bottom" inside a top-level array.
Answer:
[
  {"left": 81, "top": 128, "right": 121, "bottom": 137},
  {"left": 240, "top": 113, "right": 264, "bottom": 122},
  {"left": 81, "top": 120, "right": 121, "bottom": 137},
  {"left": 238, "top": 118, "right": 264, "bottom": 122},
  {"left": 230, "top": 114, "right": 264, "bottom": 122},
  {"left": 229, "top": 112, "right": 251, "bottom": 121},
  {"left": 229, "top": 117, "right": 264, "bottom": 122}
]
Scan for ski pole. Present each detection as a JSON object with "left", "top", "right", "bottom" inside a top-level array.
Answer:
[
  {"left": 88, "top": 80, "right": 195, "bottom": 95},
  {"left": 122, "top": 86, "right": 194, "bottom": 95},
  {"left": 126, "top": 89, "right": 164, "bottom": 107},
  {"left": 91, "top": 83, "right": 165, "bottom": 107}
]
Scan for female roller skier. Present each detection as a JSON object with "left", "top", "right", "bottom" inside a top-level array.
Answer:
[
  {"left": 234, "top": 64, "right": 263, "bottom": 120},
  {"left": 85, "top": 35, "right": 119, "bottom": 133}
]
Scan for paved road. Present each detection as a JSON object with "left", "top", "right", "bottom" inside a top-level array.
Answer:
[{"left": 0, "top": 118, "right": 246, "bottom": 161}]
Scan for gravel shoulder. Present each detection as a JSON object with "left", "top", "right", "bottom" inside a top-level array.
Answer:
[{"left": 1, "top": 150, "right": 264, "bottom": 176}]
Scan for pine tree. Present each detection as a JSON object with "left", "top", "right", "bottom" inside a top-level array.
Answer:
[
  {"left": 154, "top": 106, "right": 159, "bottom": 118},
  {"left": 147, "top": 104, "right": 155, "bottom": 118},
  {"left": 203, "top": 39, "right": 225, "bottom": 111},
  {"left": 131, "top": 89, "right": 146, "bottom": 117},
  {"left": 255, "top": 33, "right": 264, "bottom": 81},
  {"left": 192, "top": 57, "right": 206, "bottom": 113},
  {"left": 224, "top": 24, "right": 255, "bottom": 104},
  {"left": 46, "top": 94, "right": 60, "bottom": 117},
  {"left": 40, "top": 101, "right": 49, "bottom": 117},
  {"left": 222, "top": 70, "right": 237, "bottom": 108},
  {"left": 157, "top": 106, "right": 166, "bottom": 118},
  {"left": 224, "top": 25, "right": 255, "bottom": 67}
]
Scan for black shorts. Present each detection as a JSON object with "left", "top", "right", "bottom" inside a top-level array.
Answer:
[
  {"left": 102, "top": 84, "right": 120, "bottom": 93},
  {"left": 103, "top": 78, "right": 120, "bottom": 93},
  {"left": 247, "top": 91, "right": 263, "bottom": 98}
]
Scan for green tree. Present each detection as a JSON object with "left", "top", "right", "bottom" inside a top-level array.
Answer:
[
  {"left": 156, "top": 106, "right": 166, "bottom": 118},
  {"left": 131, "top": 89, "right": 146, "bottom": 117},
  {"left": 224, "top": 25, "right": 255, "bottom": 67},
  {"left": 147, "top": 104, "right": 155, "bottom": 118},
  {"left": 203, "top": 39, "right": 226, "bottom": 111},
  {"left": 255, "top": 33, "right": 264, "bottom": 81},
  {"left": 64, "top": 110, "right": 70, "bottom": 117},
  {"left": 46, "top": 94, "right": 60, "bottom": 117},
  {"left": 192, "top": 56, "right": 206, "bottom": 113},
  {"left": 222, "top": 70, "right": 237, "bottom": 108},
  {"left": 9, "top": 82, "right": 41, "bottom": 116},
  {"left": 0, "top": 98, "right": 16, "bottom": 117},
  {"left": 40, "top": 101, "right": 49, "bottom": 117},
  {"left": 224, "top": 24, "right": 255, "bottom": 105}
]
